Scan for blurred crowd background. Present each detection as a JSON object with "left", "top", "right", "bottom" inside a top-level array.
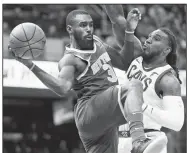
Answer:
[
  {"left": 3, "top": 4, "right": 186, "bottom": 69},
  {"left": 3, "top": 4, "right": 186, "bottom": 153}
]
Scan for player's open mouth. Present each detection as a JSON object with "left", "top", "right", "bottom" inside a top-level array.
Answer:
[
  {"left": 85, "top": 35, "right": 93, "bottom": 40},
  {"left": 142, "top": 44, "right": 148, "bottom": 50}
]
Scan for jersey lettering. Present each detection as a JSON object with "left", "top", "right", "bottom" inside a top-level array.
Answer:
[
  {"left": 91, "top": 52, "right": 117, "bottom": 82},
  {"left": 144, "top": 78, "right": 152, "bottom": 91},
  {"left": 127, "top": 64, "right": 152, "bottom": 91},
  {"left": 91, "top": 52, "right": 110, "bottom": 75},
  {"left": 103, "top": 64, "right": 118, "bottom": 82}
]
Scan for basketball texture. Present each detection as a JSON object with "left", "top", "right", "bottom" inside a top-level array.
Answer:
[{"left": 9, "top": 22, "right": 46, "bottom": 59}]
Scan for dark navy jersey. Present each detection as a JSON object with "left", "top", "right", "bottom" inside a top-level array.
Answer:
[{"left": 64, "top": 35, "right": 118, "bottom": 102}]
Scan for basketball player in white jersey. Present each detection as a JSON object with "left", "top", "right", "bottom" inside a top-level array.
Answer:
[{"left": 104, "top": 5, "right": 185, "bottom": 153}]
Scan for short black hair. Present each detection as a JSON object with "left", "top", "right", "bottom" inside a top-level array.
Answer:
[
  {"left": 159, "top": 27, "right": 182, "bottom": 84},
  {"left": 66, "top": 9, "right": 90, "bottom": 26}
]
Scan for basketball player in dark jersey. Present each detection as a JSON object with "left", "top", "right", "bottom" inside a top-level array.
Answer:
[
  {"left": 10, "top": 9, "right": 166, "bottom": 153},
  {"left": 104, "top": 5, "right": 184, "bottom": 153}
]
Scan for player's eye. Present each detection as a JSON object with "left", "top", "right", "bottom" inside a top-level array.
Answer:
[
  {"left": 89, "top": 22, "right": 93, "bottom": 27},
  {"left": 153, "top": 36, "right": 160, "bottom": 41},
  {"left": 80, "top": 22, "right": 87, "bottom": 28}
]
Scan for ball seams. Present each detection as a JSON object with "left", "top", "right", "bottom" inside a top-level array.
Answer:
[
  {"left": 10, "top": 36, "right": 46, "bottom": 49},
  {"left": 28, "top": 25, "right": 37, "bottom": 42},
  {"left": 21, "top": 48, "right": 44, "bottom": 58},
  {"left": 21, "top": 24, "right": 34, "bottom": 58}
]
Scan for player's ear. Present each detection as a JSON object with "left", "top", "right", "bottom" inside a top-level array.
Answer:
[
  {"left": 66, "top": 25, "right": 73, "bottom": 34},
  {"left": 164, "top": 47, "right": 171, "bottom": 56}
]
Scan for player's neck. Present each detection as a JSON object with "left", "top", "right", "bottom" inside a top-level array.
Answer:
[
  {"left": 69, "top": 36, "right": 81, "bottom": 49},
  {"left": 143, "top": 57, "right": 167, "bottom": 68}
]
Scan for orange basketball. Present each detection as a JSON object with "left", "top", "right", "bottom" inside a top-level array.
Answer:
[{"left": 9, "top": 22, "right": 46, "bottom": 59}]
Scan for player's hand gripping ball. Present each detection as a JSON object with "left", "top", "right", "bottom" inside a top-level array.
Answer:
[{"left": 8, "top": 22, "right": 46, "bottom": 59}]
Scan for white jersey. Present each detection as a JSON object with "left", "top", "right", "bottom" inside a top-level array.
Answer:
[
  {"left": 118, "top": 56, "right": 172, "bottom": 153},
  {"left": 125, "top": 56, "right": 172, "bottom": 130}
]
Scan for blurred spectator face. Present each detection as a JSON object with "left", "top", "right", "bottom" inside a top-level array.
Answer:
[
  {"left": 49, "top": 25, "right": 57, "bottom": 36},
  {"left": 70, "top": 14, "right": 94, "bottom": 50},
  {"left": 59, "top": 140, "right": 67, "bottom": 150},
  {"left": 142, "top": 29, "right": 171, "bottom": 60}
]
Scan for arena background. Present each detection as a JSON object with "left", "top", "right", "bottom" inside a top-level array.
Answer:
[{"left": 2, "top": 4, "right": 186, "bottom": 153}]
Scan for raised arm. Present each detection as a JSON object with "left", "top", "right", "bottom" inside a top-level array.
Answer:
[
  {"left": 11, "top": 52, "right": 76, "bottom": 97},
  {"left": 143, "top": 72, "right": 184, "bottom": 131},
  {"left": 104, "top": 5, "right": 127, "bottom": 48},
  {"left": 104, "top": 5, "right": 143, "bottom": 56},
  {"left": 104, "top": 8, "right": 142, "bottom": 71}
]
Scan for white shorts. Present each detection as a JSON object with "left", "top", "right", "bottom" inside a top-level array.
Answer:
[{"left": 118, "top": 131, "right": 168, "bottom": 153}]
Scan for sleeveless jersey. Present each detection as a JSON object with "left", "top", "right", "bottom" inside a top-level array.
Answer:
[
  {"left": 64, "top": 35, "right": 118, "bottom": 102},
  {"left": 124, "top": 56, "right": 173, "bottom": 130}
]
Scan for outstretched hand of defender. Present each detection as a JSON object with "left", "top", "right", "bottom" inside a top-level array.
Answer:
[
  {"left": 8, "top": 44, "right": 33, "bottom": 68},
  {"left": 126, "top": 8, "right": 141, "bottom": 32}
]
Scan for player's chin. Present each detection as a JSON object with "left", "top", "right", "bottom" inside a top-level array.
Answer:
[
  {"left": 85, "top": 39, "right": 94, "bottom": 49},
  {"left": 143, "top": 47, "right": 150, "bottom": 55},
  {"left": 142, "top": 51, "right": 150, "bottom": 59},
  {"left": 81, "top": 43, "right": 94, "bottom": 50}
]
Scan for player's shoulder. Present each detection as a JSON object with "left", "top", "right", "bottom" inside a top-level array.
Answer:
[
  {"left": 94, "top": 35, "right": 114, "bottom": 52},
  {"left": 93, "top": 35, "right": 106, "bottom": 47},
  {"left": 157, "top": 71, "right": 181, "bottom": 96},
  {"left": 93, "top": 35, "right": 103, "bottom": 44},
  {"left": 58, "top": 54, "right": 76, "bottom": 70},
  {"left": 160, "top": 71, "right": 180, "bottom": 86}
]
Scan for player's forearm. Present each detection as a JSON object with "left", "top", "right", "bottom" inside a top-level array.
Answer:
[
  {"left": 104, "top": 5, "right": 127, "bottom": 49},
  {"left": 105, "top": 45, "right": 126, "bottom": 70},
  {"left": 31, "top": 64, "right": 70, "bottom": 97},
  {"left": 104, "top": 5, "right": 126, "bottom": 24},
  {"left": 119, "top": 32, "right": 134, "bottom": 71},
  {"left": 143, "top": 97, "right": 184, "bottom": 131}
]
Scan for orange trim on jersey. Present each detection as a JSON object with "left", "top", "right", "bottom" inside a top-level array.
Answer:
[
  {"left": 65, "top": 42, "right": 97, "bottom": 54},
  {"left": 74, "top": 54, "right": 91, "bottom": 80}
]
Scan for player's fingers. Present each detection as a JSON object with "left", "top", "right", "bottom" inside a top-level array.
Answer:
[
  {"left": 132, "top": 8, "right": 139, "bottom": 14},
  {"left": 132, "top": 14, "right": 139, "bottom": 21},
  {"left": 8, "top": 46, "right": 15, "bottom": 58},
  {"left": 9, "top": 48, "right": 20, "bottom": 61},
  {"left": 132, "top": 8, "right": 141, "bottom": 20},
  {"left": 139, "top": 14, "right": 142, "bottom": 20}
]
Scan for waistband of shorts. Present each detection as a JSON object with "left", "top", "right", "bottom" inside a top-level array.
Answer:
[{"left": 119, "top": 129, "right": 161, "bottom": 138}]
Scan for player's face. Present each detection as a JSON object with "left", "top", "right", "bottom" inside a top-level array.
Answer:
[
  {"left": 142, "top": 29, "right": 170, "bottom": 60},
  {"left": 72, "top": 14, "right": 94, "bottom": 50}
]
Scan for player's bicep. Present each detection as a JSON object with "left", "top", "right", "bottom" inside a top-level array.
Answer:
[
  {"left": 58, "top": 65, "right": 75, "bottom": 90},
  {"left": 58, "top": 54, "right": 77, "bottom": 91}
]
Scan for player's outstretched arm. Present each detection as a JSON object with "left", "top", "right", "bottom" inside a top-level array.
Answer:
[
  {"left": 103, "top": 5, "right": 127, "bottom": 48},
  {"left": 104, "top": 4, "right": 143, "bottom": 54},
  {"left": 11, "top": 50, "right": 76, "bottom": 97},
  {"left": 103, "top": 8, "right": 142, "bottom": 71},
  {"left": 143, "top": 72, "right": 184, "bottom": 131}
]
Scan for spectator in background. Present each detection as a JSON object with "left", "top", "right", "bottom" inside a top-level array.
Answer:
[
  {"left": 3, "top": 22, "right": 10, "bottom": 34},
  {"left": 55, "top": 140, "right": 69, "bottom": 153},
  {"left": 48, "top": 24, "right": 57, "bottom": 37}
]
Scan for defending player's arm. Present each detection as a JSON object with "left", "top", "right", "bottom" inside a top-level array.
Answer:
[
  {"left": 104, "top": 4, "right": 143, "bottom": 55},
  {"left": 142, "top": 73, "right": 184, "bottom": 131},
  {"left": 105, "top": 32, "right": 135, "bottom": 71},
  {"left": 103, "top": 5, "right": 127, "bottom": 48},
  {"left": 13, "top": 54, "right": 76, "bottom": 97},
  {"left": 105, "top": 8, "right": 141, "bottom": 71}
]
